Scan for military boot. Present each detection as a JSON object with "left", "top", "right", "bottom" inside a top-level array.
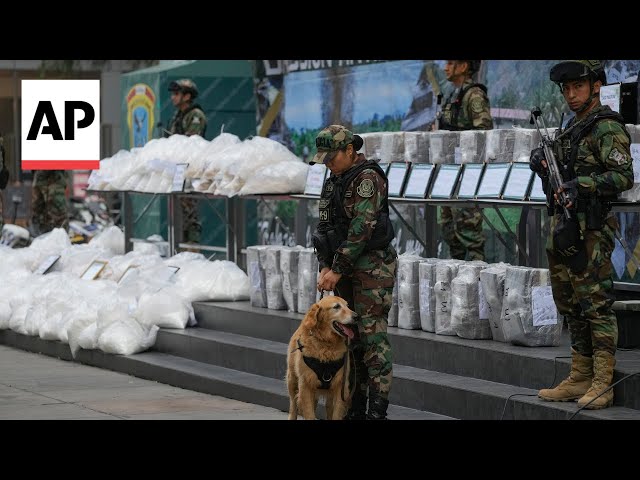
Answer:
[
  {"left": 366, "top": 393, "right": 389, "bottom": 420},
  {"left": 538, "top": 349, "right": 593, "bottom": 402},
  {"left": 343, "top": 389, "right": 367, "bottom": 420},
  {"left": 577, "top": 351, "right": 616, "bottom": 409}
]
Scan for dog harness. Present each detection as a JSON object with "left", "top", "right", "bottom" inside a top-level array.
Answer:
[{"left": 294, "top": 339, "right": 346, "bottom": 390}]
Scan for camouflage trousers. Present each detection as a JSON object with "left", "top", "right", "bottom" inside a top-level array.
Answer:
[
  {"left": 180, "top": 196, "right": 201, "bottom": 244},
  {"left": 334, "top": 246, "right": 397, "bottom": 400},
  {"left": 440, "top": 206, "right": 484, "bottom": 261},
  {"left": 546, "top": 213, "right": 618, "bottom": 356},
  {"left": 32, "top": 172, "right": 68, "bottom": 234}
]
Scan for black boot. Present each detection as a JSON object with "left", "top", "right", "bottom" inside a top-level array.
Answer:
[
  {"left": 367, "top": 393, "right": 389, "bottom": 420},
  {"left": 344, "top": 389, "right": 367, "bottom": 420}
]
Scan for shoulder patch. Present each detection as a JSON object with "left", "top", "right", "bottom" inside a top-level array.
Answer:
[
  {"left": 470, "top": 97, "right": 486, "bottom": 114},
  {"left": 192, "top": 116, "right": 200, "bottom": 124},
  {"left": 609, "top": 147, "right": 628, "bottom": 165},
  {"left": 356, "top": 178, "right": 375, "bottom": 198}
]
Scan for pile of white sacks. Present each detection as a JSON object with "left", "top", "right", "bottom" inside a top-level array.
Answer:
[
  {"left": 87, "top": 132, "right": 309, "bottom": 196},
  {"left": 0, "top": 226, "right": 250, "bottom": 357},
  {"left": 390, "top": 254, "right": 563, "bottom": 347}
]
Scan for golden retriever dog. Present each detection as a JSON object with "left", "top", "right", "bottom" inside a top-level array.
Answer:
[{"left": 286, "top": 295, "right": 357, "bottom": 420}]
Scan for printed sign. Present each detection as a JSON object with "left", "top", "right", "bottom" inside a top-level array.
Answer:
[{"left": 304, "top": 163, "right": 327, "bottom": 196}]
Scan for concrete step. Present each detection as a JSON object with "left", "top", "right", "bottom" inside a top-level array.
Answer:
[
  {"left": 193, "top": 301, "right": 640, "bottom": 410},
  {"left": 0, "top": 330, "right": 451, "bottom": 420},
  {"left": 392, "top": 364, "right": 640, "bottom": 420},
  {"left": 153, "top": 327, "right": 640, "bottom": 420}
]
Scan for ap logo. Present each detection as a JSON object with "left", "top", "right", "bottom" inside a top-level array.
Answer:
[{"left": 21, "top": 79, "right": 100, "bottom": 170}]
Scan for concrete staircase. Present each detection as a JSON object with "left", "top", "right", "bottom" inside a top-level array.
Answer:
[{"left": 2, "top": 300, "right": 640, "bottom": 420}]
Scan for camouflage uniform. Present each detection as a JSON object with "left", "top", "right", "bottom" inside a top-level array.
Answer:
[
  {"left": 439, "top": 77, "right": 493, "bottom": 261},
  {"left": 546, "top": 105, "right": 633, "bottom": 357},
  {"left": 167, "top": 90, "right": 207, "bottom": 245},
  {"left": 312, "top": 125, "right": 397, "bottom": 420},
  {"left": 31, "top": 170, "right": 69, "bottom": 234},
  {"left": 534, "top": 60, "right": 634, "bottom": 410}
]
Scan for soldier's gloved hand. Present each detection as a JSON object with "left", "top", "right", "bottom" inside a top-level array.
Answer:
[
  {"left": 559, "top": 179, "right": 578, "bottom": 209},
  {"left": 529, "top": 147, "right": 548, "bottom": 177}
]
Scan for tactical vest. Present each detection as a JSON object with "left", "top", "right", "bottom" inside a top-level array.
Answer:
[
  {"left": 439, "top": 83, "right": 488, "bottom": 131},
  {"left": 318, "top": 159, "right": 394, "bottom": 251},
  {"left": 169, "top": 102, "right": 207, "bottom": 137},
  {"left": 554, "top": 107, "right": 630, "bottom": 204}
]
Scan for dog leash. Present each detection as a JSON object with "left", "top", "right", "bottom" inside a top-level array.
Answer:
[{"left": 341, "top": 338, "right": 356, "bottom": 403}]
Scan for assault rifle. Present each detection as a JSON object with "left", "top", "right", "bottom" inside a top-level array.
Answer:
[{"left": 530, "top": 107, "right": 573, "bottom": 220}]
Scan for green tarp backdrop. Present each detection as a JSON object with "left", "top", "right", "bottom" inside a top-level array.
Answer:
[{"left": 119, "top": 60, "right": 258, "bottom": 252}]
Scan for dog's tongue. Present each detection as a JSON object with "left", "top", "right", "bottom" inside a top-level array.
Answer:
[{"left": 340, "top": 324, "right": 355, "bottom": 340}]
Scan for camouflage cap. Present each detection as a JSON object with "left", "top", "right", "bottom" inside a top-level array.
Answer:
[
  {"left": 168, "top": 78, "right": 199, "bottom": 98},
  {"left": 309, "top": 125, "right": 362, "bottom": 165}
]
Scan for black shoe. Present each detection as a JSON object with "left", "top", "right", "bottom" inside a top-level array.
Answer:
[{"left": 366, "top": 393, "right": 389, "bottom": 420}]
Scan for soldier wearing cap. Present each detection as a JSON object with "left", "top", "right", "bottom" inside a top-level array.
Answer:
[
  {"left": 437, "top": 60, "right": 493, "bottom": 261},
  {"left": 312, "top": 125, "right": 397, "bottom": 420},
  {"left": 530, "top": 60, "right": 633, "bottom": 409},
  {"left": 166, "top": 78, "right": 207, "bottom": 246}
]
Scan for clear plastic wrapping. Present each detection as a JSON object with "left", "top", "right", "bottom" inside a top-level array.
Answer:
[
  {"left": 484, "top": 129, "right": 516, "bottom": 163},
  {"left": 280, "top": 246, "right": 304, "bottom": 313},
  {"left": 297, "top": 248, "right": 319, "bottom": 314},
  {"left": 360, "top": 132, "right": 383, "bottom": 160},
  {"left": 397, "top": 254, "right": 422, "bottom": 330},
  {"left": 459, "top": 130, "right": 486, "bottom": 164},
  {"left": 380, "top": 132, "right": 405, "bottom": 163},
  {"left": 434, "top": 260, "right": 464, "bottom": 335},
  {"left": 247, "top": 245, "right": 269, "bottom": 308},
  {"left": 403, "top": 132, "right": 430, "bottom": 164},
  {"left": 429, "top": 131, "right": 459, "bottom": 164},
  {"left": 501, "top": 266, "right": 563, "bottom": 347},
  {"left": 512, "top": 128, "right": 540, "bottom": 163},
  {"left": 479, "top": 263, "right": 510, "bottom": 342},
  {"left": 418, "top": 258, "right": 441, "bottom": 333},
  {"left": 451, "top": 262, "right": 491, "bottom": 339}
]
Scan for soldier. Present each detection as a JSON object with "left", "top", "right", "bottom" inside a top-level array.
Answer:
[
  {"left": 31, "top": 170, "right": 69, "bottom": 235},
  {"left": 312, "top": 125, "right": 397, "bottom": 420},
  {"left": 438, "top": 59, "right": 493, "bottom": 261},
  {"left": 166, "top": 79, "right": 207, "bottom": 246},
  {"left": 530, "top": 60, "right": 633, "bottom": 409}
]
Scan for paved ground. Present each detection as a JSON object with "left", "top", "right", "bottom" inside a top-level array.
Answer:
[{"left": 0, "top": 345, "right": 288, "bottom": 420}]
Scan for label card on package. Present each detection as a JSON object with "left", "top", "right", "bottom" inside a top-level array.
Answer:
[
  {"left": 502, "top": 163, "right": 534, "bottom": 201},
  {"left": 118, "top": 265, "right": 139, "bottom": 284},
  {"left": 34, "top": 255, "right": 60, "bottom": 275},
  {"left": 404, "top": 164, "right": 434, "bottom": 198},
  {"left": 531, "top": 285, "right": 558, "bottom": 326},
  {"left": 456, "top": 163, "right": 484, "bottom": 199},
  {"left": 529, "top": 176, "right": 547, "bottom": 201},
  {"left": 476, "top": 163, "right": 511, "bottom": 198},
  {"left": 387, "top": 163, "right": 409, "bottom": 197},
  {"left": 80, "top": 260, "right": 108, "bottom": 280},
  {"left": 430, "top": 164, "right": 462, "bottom": 199},
  {"left": 171, "top": 163, "right": 188, "bottom": 192},
  {"left": 304, "top": 163, "right": 328, "bottom": 196}
]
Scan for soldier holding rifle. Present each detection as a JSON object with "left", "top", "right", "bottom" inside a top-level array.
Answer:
[{"left": 529, "top": 60, "right": 633, "bottom": 409}]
